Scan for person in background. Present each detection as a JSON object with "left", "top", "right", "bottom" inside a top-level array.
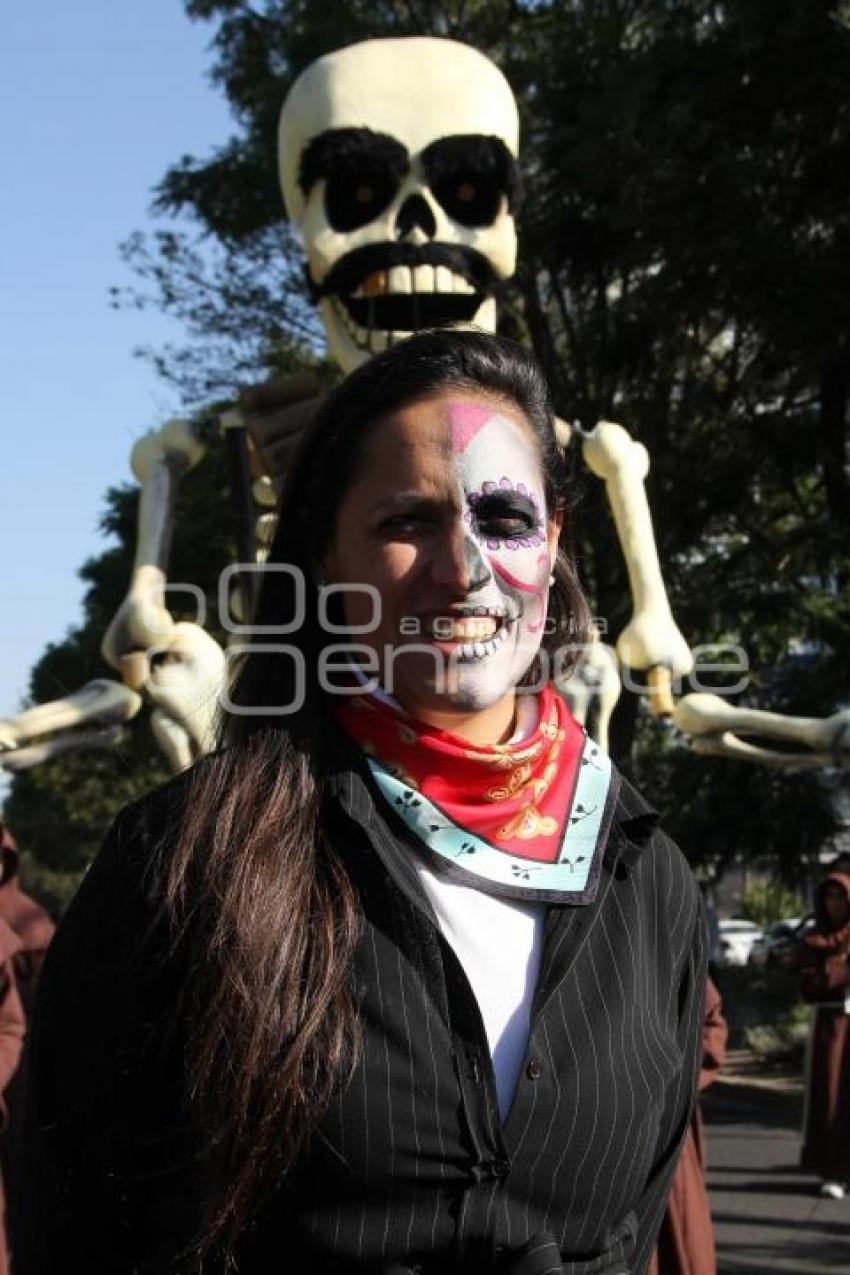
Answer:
[
  {"left": 0, "top": 914, "right": 25, "bottom": 1275},
  {"left": 0, "top": 823, "right": 55, "bottom": 1260},
  {"left": 0, "top": 826, "right": 55, "bottom": 999},
  {"left": 795, "top": 870, "right": 850, "bottom": 1199},
  {"left": 648, "top": 979, "right": 727, "bottom": 1275}
]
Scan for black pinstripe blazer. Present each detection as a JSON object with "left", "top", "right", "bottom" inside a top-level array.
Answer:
[{"left": 22, "top": 750, "right": 707, "bottom": 1275}]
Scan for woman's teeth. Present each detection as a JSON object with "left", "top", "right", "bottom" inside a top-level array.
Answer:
[
  {"left": 429, "top": 617, "right": 499, "bottom": 640},
  {"left": 426, "top": 615, "right": 511, "bottom": 662}
]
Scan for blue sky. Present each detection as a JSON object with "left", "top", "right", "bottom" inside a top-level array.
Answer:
[{"left": 0, "top": 2, "right": 234, "bottom": 730}]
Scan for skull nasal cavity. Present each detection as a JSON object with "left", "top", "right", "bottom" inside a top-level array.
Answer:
[{"left": 395, "top": 194, "right": 437, "bottom": 240}]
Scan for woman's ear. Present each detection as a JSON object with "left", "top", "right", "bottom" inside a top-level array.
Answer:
[{"left": 547, "top": 508, "right": 564, "bottom": 571}]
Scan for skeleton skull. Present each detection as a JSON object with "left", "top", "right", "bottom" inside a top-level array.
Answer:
[{"left": 279, "top": 38, "right": 520, "bottom": 371}]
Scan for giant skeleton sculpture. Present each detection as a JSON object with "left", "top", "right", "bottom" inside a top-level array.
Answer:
[{"left": 1, "top": 37, "right": 848, "bottom": 775}]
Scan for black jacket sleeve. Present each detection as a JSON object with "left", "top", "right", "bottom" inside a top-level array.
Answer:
[{"left": 19, "top": 798, "right": 201, "bottom": 1274}]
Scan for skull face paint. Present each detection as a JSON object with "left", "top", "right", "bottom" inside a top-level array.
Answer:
[
  {"left": 321, "top": 392, "right": 561, "bottom": 727},
  {"left": 279, "top": 39, "right": 520, "bottom": 371},
  {"left": 441, "top": 399, "right": 556, "bottom": 702}
]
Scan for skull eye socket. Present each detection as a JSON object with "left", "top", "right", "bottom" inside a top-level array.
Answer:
[
  {"left": 325, "top": 174, "right": 399, "bottom": 232},
  {"left": 420, "top": 136, "right": 519, "bottom": 229},
  {"left": 432, "top": 172, "right": 503, "bottom": 228}
]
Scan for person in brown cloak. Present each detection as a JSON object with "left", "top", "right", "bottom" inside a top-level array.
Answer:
[
  {"left": 0, "top": 824, "right": 55, "bottom": 1011},
  {"left": 0, "top": 824, "right": 55, "bottom": 1260},
  {"left": 0, "top": 914, "right": 25, "bottom": 1275},
  {"left": 796, "top": 871, "right": 850, "bottom": 1198}
]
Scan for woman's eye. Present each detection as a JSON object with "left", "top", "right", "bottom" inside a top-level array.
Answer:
[
  {"left": 377, "top": 515, "right": 427, "bottom": 537},
  {"left": 476, "top": 513, "right": 537, "bottom": 537}
]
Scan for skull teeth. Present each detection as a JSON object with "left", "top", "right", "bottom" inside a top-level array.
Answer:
[
  {"left": 362, "top": 270, "right": 388, "bottom": 296},
  {"left": 411, "top": 263, "right": 433, "bottom": 293},
  {"left": 435, "top": 264, "right": 454, "bottom": 293},
  {"left": 351, "top": 266, "right": 475, "bottom": 298},
  {"left": 331, "top": 289, "right": 490, "bottom": 353},
  {"left": 388, "top": 265, "right": 410, "bottom": 293}
]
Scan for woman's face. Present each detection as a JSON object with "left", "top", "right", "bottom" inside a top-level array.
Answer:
[
  {"left": 821, "top": 882, "right": 850, "bottom": 928},
  {"left": 320, "top": 390, "right": 562, "bottom": 724}
]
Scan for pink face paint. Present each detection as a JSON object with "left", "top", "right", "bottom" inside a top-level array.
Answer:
[
  {"left": 492, "top": 554, "right": 551, "bottom": 633},
  {"left": 491, "top": 560, "right": 539, "bottom": 593},
  {"left": 446, "top": 400, "right": 498, "bottom": 453}
]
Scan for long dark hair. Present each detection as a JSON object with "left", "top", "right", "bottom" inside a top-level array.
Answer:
[{"left": 165, "top": 329, "right": 592, "bottom": 1266}]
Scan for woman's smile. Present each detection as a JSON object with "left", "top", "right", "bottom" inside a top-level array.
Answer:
[{"left": 419, "top": 610, "right": 513, "bottom": 660}]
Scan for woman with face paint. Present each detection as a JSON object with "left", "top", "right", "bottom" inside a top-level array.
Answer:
[{"left": 23, "top": 331, "right": 707, "bottom": 1274}]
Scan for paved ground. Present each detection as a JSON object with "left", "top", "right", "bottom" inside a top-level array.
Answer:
[{"left": 704, "top": 1052, "right": 850, "bottom": 1274}]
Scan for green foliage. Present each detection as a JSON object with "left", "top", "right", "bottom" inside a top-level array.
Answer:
[
  {"left": 719, "top": 965, "right": 809, "bottom": 1065},
  {"left": 7, "top": 1, "right": 850, "bottom": 899},
  {"left": 112, "top": 226, "right": 325, "bottom": 407},
  {"left": 739, "top": 879, "right": 808, "bottom": 928}
]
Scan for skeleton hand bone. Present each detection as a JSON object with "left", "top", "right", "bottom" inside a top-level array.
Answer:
[
  {"left": 555, "top": 639, "right": 621, "bottom": 754},
  {"left": 141, "top": 622, "right": 227, "bottom": 765},
  {"left": 582, "top": 421, "right": 693, "bottom": 716}
]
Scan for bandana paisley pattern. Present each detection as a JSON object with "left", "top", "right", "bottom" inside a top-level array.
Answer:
[{"left": 336, "top": 684, "right": 614, "bottom": 902}]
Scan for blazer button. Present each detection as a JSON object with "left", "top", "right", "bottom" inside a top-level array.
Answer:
[
  {"left": 491, "top": 1157, "right": 510, "bottom": 1179},
  {"left": 525, "top": 1059, "right": 541, "bottom": 1080}
]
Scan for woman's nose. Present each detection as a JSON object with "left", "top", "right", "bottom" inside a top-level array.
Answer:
[{"left": 429, "top": 524, "right": 492, "bottom": 593}]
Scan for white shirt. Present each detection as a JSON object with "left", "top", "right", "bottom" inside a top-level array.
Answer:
[{"left": 411, "top": 696, "right": 544, "bottom": 1121}]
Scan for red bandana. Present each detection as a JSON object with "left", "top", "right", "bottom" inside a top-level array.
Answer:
[{"left": 336, "top": 684, "right": 610, "bottom": 900}]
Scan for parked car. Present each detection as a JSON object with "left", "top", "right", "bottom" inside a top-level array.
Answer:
[
  {"left": 748, "top": 916, "right": 812, "bottom": 969},
  {"left": 717, "top": 918, "right": 763, "bottom": 967}
]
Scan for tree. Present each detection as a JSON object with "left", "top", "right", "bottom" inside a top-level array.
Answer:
[
  {"left": 9, "top": 1, "right": 848, "bottom": 894},
  {"left": 136, "top": 0, "right": 848, "bottom": 868}
]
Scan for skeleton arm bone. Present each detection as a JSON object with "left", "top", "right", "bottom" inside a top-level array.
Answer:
[
  {"left": 0, "top": 725, "right": 127, "bottom": 773},
  {"left": 0, "top": 680, "right": 142, "bottom": 767},
  {"left": 673, "top": 693, "right": 850, "bottom": 769},
  {"left": 581, "top": 421, "right": 693, "bottom": 716},
  {"left": 101, "top": 419, "right": 207, "bottom": 684}
]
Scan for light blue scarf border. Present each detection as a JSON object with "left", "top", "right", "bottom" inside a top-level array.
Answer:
[{"left": 366, "top": 732, "right": 613, "bottom": 900}]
